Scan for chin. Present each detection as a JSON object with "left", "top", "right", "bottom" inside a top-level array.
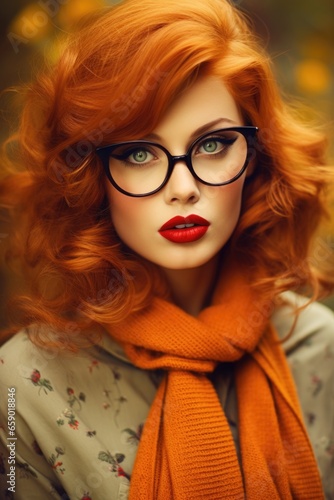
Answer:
[{"left": 160, "top": 254, "right": 219, "bottom": 272}]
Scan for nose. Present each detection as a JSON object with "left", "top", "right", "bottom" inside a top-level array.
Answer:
[{"left": 163, "top": 160, "right": 200, "bottom": 205}]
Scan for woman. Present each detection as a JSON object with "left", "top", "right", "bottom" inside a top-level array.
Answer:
[{"left": 0, "top": 0, "right": 333, "bottom": 498}]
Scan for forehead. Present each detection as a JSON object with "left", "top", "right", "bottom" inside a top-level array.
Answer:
[{"left": 150, "top": 75, "right": 243, "bottom": 143}]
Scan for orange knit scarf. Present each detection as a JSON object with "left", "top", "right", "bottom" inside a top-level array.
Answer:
[{"left": 107, "top": 268, "right": 324, "bottom": 499}]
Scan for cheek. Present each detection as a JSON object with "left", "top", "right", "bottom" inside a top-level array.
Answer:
[
  {"left": 110, "top": 197, "right": 137, "bottom": 226},
  {"left": 106, "top": 187, "right": 130, "bottom": 229},
  {"left": 207, "top": 176, "right": 245, "bottom": 218},
  {"left": 112, "top": 207, "right": 142, "bottom": 243},
  {"left": 210, "top": 180, "right": 245, "bottom": 244},
  {"left": 106, "top": 188, "right": 151, "bottom": 246}
]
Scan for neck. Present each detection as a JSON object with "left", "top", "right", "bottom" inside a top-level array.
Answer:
[{"left": 161, "top": 255, "right": 220, "bottom": 316}]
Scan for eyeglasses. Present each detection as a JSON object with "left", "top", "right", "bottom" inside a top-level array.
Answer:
[{"left": 96, "top": 126, "right": 258, "bottom": 197}]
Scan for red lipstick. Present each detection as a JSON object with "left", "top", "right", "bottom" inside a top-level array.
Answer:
[{"left": 159, "top": 215, "right": 210, "bottom": 243}]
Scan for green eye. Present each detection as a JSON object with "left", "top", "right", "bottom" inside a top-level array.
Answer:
[
  {"left": 131, "top": 150, "right": 149, "bottom": 162},
  {"left": 201, "top": 140, "right": 219, "bottom": 153},
  {"left": 198, "top": 139, "right": 223, "bottom": 154}
]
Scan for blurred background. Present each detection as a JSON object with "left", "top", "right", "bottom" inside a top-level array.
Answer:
[
  {"left": 0, "top": 0, "right": 333, "bottom": 321},
  {"left": 1, "top": 0, "right": 333, "bottom": 132}
]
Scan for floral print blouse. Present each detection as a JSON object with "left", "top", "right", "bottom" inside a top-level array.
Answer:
[{"left": 0, "top": 292, "right": 333, "bottom": 499}]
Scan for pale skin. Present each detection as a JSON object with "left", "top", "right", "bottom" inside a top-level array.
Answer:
[{"left": 106, "top": 76, "right": 254, "bottom": 315}]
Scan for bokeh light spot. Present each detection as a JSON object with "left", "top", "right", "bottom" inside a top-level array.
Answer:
[{"left": 295, "top": 59, "right": 331, "bottom": 94}]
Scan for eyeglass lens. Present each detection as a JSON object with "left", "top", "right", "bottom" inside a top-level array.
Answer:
[{"left": 108, "top": 130, "right": 248, "bottom": 196}]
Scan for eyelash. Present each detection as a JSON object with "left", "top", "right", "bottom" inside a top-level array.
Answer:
[
  {"left": 124, "top": 149, "right": 157, "bottom": 165},
  {"left": 111, "top": 133, "right": 238, "bottom": 166},
  {"left": 195, "top": 137, "right": 237, "bottom": 154}
]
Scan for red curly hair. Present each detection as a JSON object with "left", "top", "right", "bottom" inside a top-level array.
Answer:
[{"left": 0, "top": 0, "right": 333, "bottom": 349}]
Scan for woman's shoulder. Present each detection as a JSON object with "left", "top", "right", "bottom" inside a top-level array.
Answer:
[
  {"left": 272, "top": 291, "right": 334, "bottom": 354},
  {"left": 0, "top": 329, "right": 76, "bottom": 385},
  {"left": 271, "top": 291, "right": 334, "bottom": 401},
  {"left": 0, "top": 327, "right": 151, "bottom": 391},
  {"left": 0, "top": 328, "right": 157, "bottom": 498},
  {"left": 0, "top": 330, "right": 36, "bottom": 383},
  {"left": 272, "top": 293, "right": 334, "bottom": 497}
]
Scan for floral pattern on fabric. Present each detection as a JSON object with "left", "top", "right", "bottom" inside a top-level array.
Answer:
[
  {"left": 88, "top": 359, "right": 99, "bottom": 373},
  {"left": 310, "top": 374, "right": 323, "bottom": 396},
  {"left": 80, "top": 493, "right": 93, "bottom": 500},
  {"left": 56, "top": 408, "right": 79, "bottom": 430},
  {"left": 122, "top": 424, "right": 143, "bottom": 446},
  {"left": 98, "top": 451, "right": 131, "bottom": 482},
  {"left": 86, "top": 430, "right": 97, "bottom": 438},
  {"left": 67, "top": 387, "right": 86, "bottom": 410},
  {"left": 48, "top": 447, "right": 66, "bottom": 475},
  {"left": 27, "top": 369, "right": 54, "bottom": 395},
  {"left": 101, "top": 369, "right": 128, "bottom": 426}
]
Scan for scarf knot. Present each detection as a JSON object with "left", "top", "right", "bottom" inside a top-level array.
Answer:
[
  {"left": 106, "top": 267, "right": 324, "bottom": 499},
  {"left": 124, "top": 344, "right": 217, "bottom": 373}
]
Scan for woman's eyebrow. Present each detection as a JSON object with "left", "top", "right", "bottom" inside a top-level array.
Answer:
[{"left": 142, "top": 117, "right": 237, "bottom": 142}]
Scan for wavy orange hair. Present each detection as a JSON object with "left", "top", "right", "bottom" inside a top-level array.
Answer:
[{"left": 1, "top": 0, "right": 333, "bottom": 349}]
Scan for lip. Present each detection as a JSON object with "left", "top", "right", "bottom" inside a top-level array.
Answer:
[{"left": 159, "top": 214, "right": 210, "bottom": 243}]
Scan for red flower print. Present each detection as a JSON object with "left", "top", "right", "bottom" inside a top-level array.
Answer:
[
  {"left": 98, "top": 451, "right": 130, "bottom": 482},
  {"left": 27, "top": 369, "right": 53, "bottom": 394},
  {"left": 53, "top": 461, "right": 63, "bottom": 470},
  {"left": 117, "top": 466, "right": 127, "bottom": 478},
  {"left": 81, "top": 494, "right": 92, "bottom": 500},
  {"left": 57, "top": 408, "right": 80, "bottom": 430},
  {"left": 69, "top": 420, "right": 79, "bottom": 430},
  {"left": 66, "top": 387, "right": 86, "bottom": 410},
  {"left": 48, "top": 447, "right": 66, "bottom": 475},
  {"left": 116, "top": 465, "right": 130, "bottom": 480},
  {"left": 31, "top": 369, "right": 41, "bottom": 384}
]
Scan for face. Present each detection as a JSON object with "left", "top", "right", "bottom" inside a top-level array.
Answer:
[{"left": 105, "top": 75, "right": 249, "bottom": 271}]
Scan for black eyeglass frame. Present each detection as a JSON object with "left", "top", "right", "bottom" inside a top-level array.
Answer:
[{"left": 96, "top": 126, "right": 258, "bottom": 198}]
